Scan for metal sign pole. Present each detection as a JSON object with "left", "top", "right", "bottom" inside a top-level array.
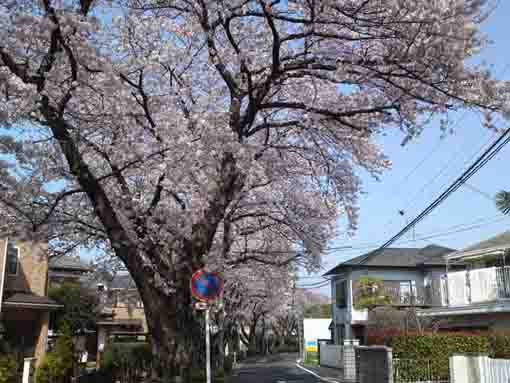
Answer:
[{"left": 205, "top": 307, "right": 211, "bottom": 383}]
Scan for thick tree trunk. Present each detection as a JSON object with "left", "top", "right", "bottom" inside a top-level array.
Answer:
[{"left": 139, "top": 271, "right": 199, "bottom": 383}]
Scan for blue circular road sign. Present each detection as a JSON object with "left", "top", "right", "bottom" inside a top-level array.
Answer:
[{"left": 191, "top": 269, "right": 224, "bottom": 302}]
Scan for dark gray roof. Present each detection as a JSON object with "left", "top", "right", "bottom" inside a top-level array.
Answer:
[
  {"left": 324, "top": 244, "right": 456, "bottom": 276},
  {"left": 3, "top": 293, "right": 61, "bottom": 308},
  {"left": 462, "top": 231, "right": 510, "bottom": 253},
  {"left": 49, "top": 256, "right": 92, "bottom": 272},
  {"left": 109, "top": 273, "right": 137, "bottom": 289}
]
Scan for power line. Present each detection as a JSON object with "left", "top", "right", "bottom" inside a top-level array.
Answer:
[
  {"left": 380, "top": 63, "right": 510, "bottom": 237},
  {"left": 327, "top": 214, "right": 508, "bottom": 252},
  {"left": 461, "top": 183, "right": 494, "bottom": 201},
  {"left": 298, "top": 214, "right": 508, "bottom": 283},
  {"left": 296, "top": 280, "right": 330, "bottom": 289},
  {"left": 376, "top": 125, "right": 510, "bottom": 251}
]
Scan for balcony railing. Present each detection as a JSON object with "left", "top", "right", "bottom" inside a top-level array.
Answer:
[{"left": 447, "top": 266, "right": 510, "bottom": 306}]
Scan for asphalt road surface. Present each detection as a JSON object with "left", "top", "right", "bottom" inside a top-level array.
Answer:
[{"left": 226, "top": 354, "right": 322, "bottom": 383}]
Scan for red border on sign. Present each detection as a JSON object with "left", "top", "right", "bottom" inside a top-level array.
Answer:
[{"left": 191, "top": 269, "right": 224, "bottom": 302}]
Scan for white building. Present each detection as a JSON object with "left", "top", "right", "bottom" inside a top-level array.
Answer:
[
  {"left": 324, "top": 245, "right": 455, "bottom": 344},
  {"left": 303, "top": 318, "right": 332, "bottom": 352},
  {"left": 420, "top": 231, "right": 510, "bottom": 331}
]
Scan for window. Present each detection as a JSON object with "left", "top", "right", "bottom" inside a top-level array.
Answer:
[
  {"left": 336, "top": 325, "right": 345, "bottom": 345},
  {"left": 399, "top": 280, "right": 417, "bottom": 304},
  {"left": 6, "top": 242, "right": 19, "bottom": 276},
  {"left": 336, "top": 280, "right": 347, "bottom": 308}
]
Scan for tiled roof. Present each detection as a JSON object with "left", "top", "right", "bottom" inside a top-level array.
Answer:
[
  {"left": 49, "top": 256, "right": 92, "bottom": 272},
  {"left": 462, "top": 231, "right": 510, "bottom": 253},
  {"left": 324, "top": 244, "right": 456, "bottom": 276}
]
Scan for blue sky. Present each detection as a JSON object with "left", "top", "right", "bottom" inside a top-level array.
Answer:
[{"left": 301, "top": 2, "right": 510, "bottom": 295}]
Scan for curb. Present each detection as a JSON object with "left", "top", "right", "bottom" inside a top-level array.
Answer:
[{"left": 295, "top": 363, "right": 342, "bottom": 383}]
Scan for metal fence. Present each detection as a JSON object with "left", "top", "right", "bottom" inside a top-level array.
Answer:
[{"left": 393, "top": 359, "right": 449, "bottom": 383}]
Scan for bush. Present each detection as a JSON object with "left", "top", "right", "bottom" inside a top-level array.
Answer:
[
  {"left": 36, "top": 323, "right": 74, "bottom": 383},
  {"left": 392, "top": 334, "right": 491, "bottom": 380},
  {"left": 102, "top": 342, "right": 152, "bottom": 383},
  {"left": 0, "top": 355, "right": 17, "bottom": 383},
  {"left": 489, "top": 333, "right": 510, "bottom": 358},
  {"left": 304, "top": 352, "right": 318, "bottom": 366}
]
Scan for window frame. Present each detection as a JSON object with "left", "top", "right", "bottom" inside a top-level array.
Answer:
[
  {"left": 335, "top": 279, "right": 347, "bottom": 308},
  {"left": 6, "top": 242, "right": 19, "bottom": 276},
  {"left": 399, "top": 280, "right": 417, "bottom": 304}
]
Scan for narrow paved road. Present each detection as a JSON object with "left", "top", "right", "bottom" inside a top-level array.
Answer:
[{"left": 226, "top": 354, "right": 321, "bottom": 383}]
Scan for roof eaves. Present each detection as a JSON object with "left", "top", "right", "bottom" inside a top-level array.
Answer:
[{"left": 447, "top": 245, "right": 509, "bottom": 261}]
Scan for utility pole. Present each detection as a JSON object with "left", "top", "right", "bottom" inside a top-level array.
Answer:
[{"left": 205, "top": 308, "right": 211, "bottom": 383}]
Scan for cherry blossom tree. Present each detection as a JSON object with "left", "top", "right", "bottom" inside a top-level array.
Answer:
[{"left": 0, "top": 0, "right": 508, "bottom": 381}]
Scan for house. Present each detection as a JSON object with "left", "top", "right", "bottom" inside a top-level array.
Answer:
[
  {"left": 0, "top": 237, "right": 61, "bottom": 365},
  {"left": 420, "top": 231, "right": 510, "bottom": 332},
  {"left": 48, "top": 254, "right": 92, "bottom": 287},
  {"left": 47, "top": 255, "right": 94, "bottom": 346},
  {"left": 324, "top": 244, "right": 456, "bottom": 344},
  {"left": 94, "top": 271, "right": 148, "bottom": 363}
]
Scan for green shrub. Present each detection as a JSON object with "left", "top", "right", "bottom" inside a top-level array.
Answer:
[
  {"left": 102, "top": 342, "right": 152, "bottom": 383},
  {"left": 489, "top": 333, "right": 510, "bottom": 358},
  {"left": 36, "top": 324, "right": 74, "bottom": 383},
  {"left": 0, "top": 355, "right": 17, "bottom": 383},
  {"left": 392, "top": 334, "right": 491, "bottom": 379},
  {"left": 102, "top": 342, "right": 152, "bottom": 371},
  {"left": 304, "top": 352, "right": 318, "bottom": 366}
]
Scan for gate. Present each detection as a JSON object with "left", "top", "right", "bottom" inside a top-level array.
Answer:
[{"left": 319, "top": 343, "right": 343, "bottom": 369}]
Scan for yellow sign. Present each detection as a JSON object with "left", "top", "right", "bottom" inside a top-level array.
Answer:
[{"left": 306, "top": 340, "right": 317, "bottom": 352}]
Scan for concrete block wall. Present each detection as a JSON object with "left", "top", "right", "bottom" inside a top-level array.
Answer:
[
  {"left": 342, "top": 339, "right": 359, "bottom": 382},
  {"left": 355, "top": 346, "right": 393, "bottom": 383}
]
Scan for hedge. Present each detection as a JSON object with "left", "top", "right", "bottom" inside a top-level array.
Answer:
[
  {"left": 489, "top": 334, "right": 510, "bottom": 359},
  {"left": 392, "top": 334, "right": 491, "bottom": 380},
  {"left": 102, "top": 342, "right": 152, "bottom": 372},
  {"left": 0, "top": 355, "right": 17, "bottom": 383}
]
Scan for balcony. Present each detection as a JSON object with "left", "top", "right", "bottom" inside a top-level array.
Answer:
[
  {"left": 446, "top": 266, "right": 510, "bottom": 307},
  {"left": 352, "top": 281, "right": 437, "bottom": 310}
]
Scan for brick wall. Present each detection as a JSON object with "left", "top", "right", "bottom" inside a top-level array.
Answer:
[{"left": 355, "top": 346, "right": 393, "bottom": 383}]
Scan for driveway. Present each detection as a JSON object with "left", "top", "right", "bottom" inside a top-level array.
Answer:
[{"left": 227, "top": 353, "right": 323, "bottom": 383}]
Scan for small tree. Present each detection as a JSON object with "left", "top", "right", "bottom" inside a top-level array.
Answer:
[
  {"left": 49, "top": 282, "right": 100, "bottom": 334},
  {"left": 354, "top": 277, "right": 393, "bottom": 310},
  {"left": 303, "top": 304, "right": 331, "bottom": 319},
  {"left": 36, "top": 324, "right": 74, "bottom": 383}
]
